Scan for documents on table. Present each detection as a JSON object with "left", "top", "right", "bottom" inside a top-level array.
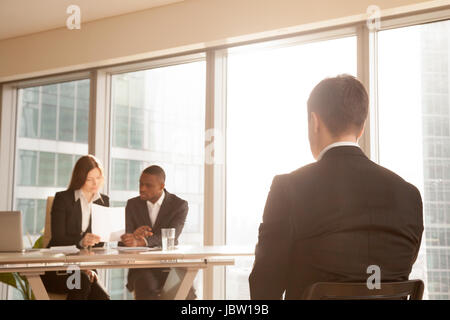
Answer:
[
  {"left": 49, "top": 245, "right": 80, "bottom": 254},
  {"left": 117, "top": 246, "right": 153, "bottom": 252},
  {"left": 91, "top": 204, "right": 125, "bottom": 242}
]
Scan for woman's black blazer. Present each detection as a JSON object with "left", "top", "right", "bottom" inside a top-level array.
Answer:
[{"left": 47, "top": 189, "right": 109, "bottom": 249}]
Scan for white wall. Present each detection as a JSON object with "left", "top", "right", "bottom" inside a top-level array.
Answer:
[{"left": 0, "top": 0, "right": 446, "bottom": 82}]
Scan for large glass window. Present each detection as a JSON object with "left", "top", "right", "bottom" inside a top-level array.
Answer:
[
  {"left": 226, "top": 36, "right": 357, "bottom": 299},
  {"left": 377, "top": 19, "right": 450, "bottom": 300},
  {"left": 6, "top": 16, "right": 450, "bottom": 302},
  {"left": 108, "top": 61, "right": 206, "bottom": 299},
  {"left": 11, "top": 79, "right": 90, "bottom": 300},
  {"left": 14, "top": 80, "right": 90, "bottom": 247}
]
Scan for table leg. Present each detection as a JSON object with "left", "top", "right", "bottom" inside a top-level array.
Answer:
[
  {"left": 20, "top": 272, "right": 50, "bottom": 300},
  {"left": 160, "top": 267, "right": 199, "bottom": 300}
]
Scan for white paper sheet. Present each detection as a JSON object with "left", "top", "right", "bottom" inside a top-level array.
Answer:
[
  {"left": 91, "top": 204, "right": 125, "bottom": 242},
  {"left": 117, "top": 246, "right": 152, "bottom": 252},
  {"left": 49, "top": 245, "right": 80, "bottom": 254}
]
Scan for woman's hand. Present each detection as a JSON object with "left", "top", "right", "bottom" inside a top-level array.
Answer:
[{"left": 81, "top": 233, "right": 101, "bottom": 248}]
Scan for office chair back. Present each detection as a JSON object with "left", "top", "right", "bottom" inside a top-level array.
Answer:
[
  {"left": 43, "top": 196, "right": 68, "bottom": 300},
  {"left": 303, "top": 280, "right": 424, "bottom": 300},
  {"left": 42, "top": 196, "right": 54, "bottom": 248}
]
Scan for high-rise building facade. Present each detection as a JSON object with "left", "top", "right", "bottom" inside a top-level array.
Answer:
[{"left": 421, "top": 21, "right": 450, "bottom": 300}]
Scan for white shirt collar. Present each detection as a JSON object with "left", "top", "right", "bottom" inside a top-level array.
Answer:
[
  {"left": 147, "top": 190, "right": 165, "bottom": 208},
  {"left": 317, "top": 141, "right": 360, "bottom": 161},
  {"left": 74, "top": 189, "right": 101, "bottom": 203}
]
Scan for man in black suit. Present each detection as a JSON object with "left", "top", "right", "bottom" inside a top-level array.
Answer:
[
  {"left": 249, "top": 75, "right": 424, "bottom": 299},
  {"left": 120, "top": 165, "right": 194, "bottom": 299}
]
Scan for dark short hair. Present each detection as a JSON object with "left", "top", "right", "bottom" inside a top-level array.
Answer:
[
  {"left": 67, "top": 155, "right": 104, "bottom": 191},
  {"left": 142, "top": 165, "right": 166, "bottom": 183},
  {"left": 307, "top": 74, "right": 368, "bottom": 137}
]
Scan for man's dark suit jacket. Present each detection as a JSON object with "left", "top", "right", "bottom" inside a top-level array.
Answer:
[
  {"left": 125, "top": 189, "right": 188, "bottom": 290},
  {"left": 249, "top": 146, "right": 424, "bottom": 299},
  {"left": 47, "top": 189, "right": 109, "bottom": 249}
]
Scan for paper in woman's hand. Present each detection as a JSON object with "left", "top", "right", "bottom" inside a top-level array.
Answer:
[{"left": 91, "top": 204, "right": 125, "bottom": 242}]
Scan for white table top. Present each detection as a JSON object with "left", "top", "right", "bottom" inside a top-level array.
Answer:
[{"left": 0, "top": 245, "right": 254, "bottom": 265}]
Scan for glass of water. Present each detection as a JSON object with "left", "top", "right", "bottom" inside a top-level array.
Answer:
[{"left": 161, "top": 228, "right": 176, "bottom": 251}]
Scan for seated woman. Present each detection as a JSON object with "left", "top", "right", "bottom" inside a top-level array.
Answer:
[{"left": 41, "top": 155, "right": 110, "bottom": 300}]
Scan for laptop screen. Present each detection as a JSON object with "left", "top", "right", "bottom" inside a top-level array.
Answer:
[{"left": 0, "top": 211, "right": 24, "bottom": 252}]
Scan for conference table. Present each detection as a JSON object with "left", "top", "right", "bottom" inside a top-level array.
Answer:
[{"left": 0, "top": 245, "right": 254, "bottom": 300}]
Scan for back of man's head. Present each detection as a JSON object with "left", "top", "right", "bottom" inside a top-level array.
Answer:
[{"left": 307, "top": 75, "right": 369, "bottom": 137}]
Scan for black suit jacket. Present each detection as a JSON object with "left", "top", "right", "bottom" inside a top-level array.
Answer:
[
  {"left": 249, "top": 146, "right": 424, "bottom": 299},
  {"left": 125, "top": 189, "right": 189, "bottom": 248},
  {"left": 125, "top": 189, "right": 189, "bottom": 291},
  {"left": 47, "top": 189, "right": 110, "bottom": 249}
]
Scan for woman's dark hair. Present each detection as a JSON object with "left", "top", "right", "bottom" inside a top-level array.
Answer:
[{"left": 67, "top": 155, "right": 104, "bottom": 191}]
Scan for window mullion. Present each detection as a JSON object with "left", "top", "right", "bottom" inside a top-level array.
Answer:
[{"left": 203, "top": 49, "right": 227, "bottom": 300}]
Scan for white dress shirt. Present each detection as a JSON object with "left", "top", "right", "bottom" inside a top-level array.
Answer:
[
  {"left": 147, "top": 190, "right": 165, "bottom": 227},
  {"left": 317, "top": 141, "right": 360, "bottom": 161},
  {"left": 74, "top": 189, "right": 101, "bottom": 233}
]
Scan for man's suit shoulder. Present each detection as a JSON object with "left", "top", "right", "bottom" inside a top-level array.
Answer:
[
  {"left": 167, "top": 192, "right": 188, "bottom": 207},
  {"left": 265, "top": 163, "right": 319, "bottom": 196},
  {"left": 278, "top": 162, "right": 320, "bottom": 186},
  {"left": 277, "top": 158, "right": 422, "bottom": 203},
  {"left": 289, "top": 161, "right": 320, "bottom": 177},
  {"left": 370, "top": 161, "right": 423, "bottom": 200},
  {"left": 126, "top": 193, "right": 188, "bottom": 207}
]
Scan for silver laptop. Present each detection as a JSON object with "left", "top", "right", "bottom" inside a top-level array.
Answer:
[{"left": 0, "top": 211, "right": 24, "bottom": 252}]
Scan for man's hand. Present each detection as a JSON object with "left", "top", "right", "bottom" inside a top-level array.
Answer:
[
  {"left": 133, "top": 226, "right": 153, "bottom": 240},
  {"left": 81, "top": 233, "right": 101, "bottom": 248},
  {"left": 84, "top": 270, "right": 98, "bottom": 283},
  {"left": 120, "top": 233, "right": 146, "bottom": 247}
]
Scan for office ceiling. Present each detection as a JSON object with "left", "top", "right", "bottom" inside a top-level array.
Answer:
[{"left": 0, "top": 0, "right": 184, "bottom": 40}]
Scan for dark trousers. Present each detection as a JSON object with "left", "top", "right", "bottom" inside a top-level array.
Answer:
[
  {"left": 127, "top": 268, "right": 196, "bottom": 300},
  {"left": 41, "top": 271, "right": 110, "bottom": 300}
]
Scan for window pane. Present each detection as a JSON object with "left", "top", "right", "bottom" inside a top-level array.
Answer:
[
  {"left": 16, "top": 199, "right": 36, "bottom": 236},
  {"left": 14, "top": 79, "right": 90, "bottom": 251},
  {"left": 226, "top": 36, "right": 357, "bottom": 299},
  {"left": 19, "top": 87, "right": 39, "bottom": 138},
  {"left": 41, "top": 84, "right": 57, "bottom": 140},
  {"left": 111, "top": 158, "right": 128, "bottom": 191},
  {"left": 128, "top": 160, "right": 142, "bottom": 190},
  {"left": 129, "top": 107, "right": 144, "bottom": 149},
  {"left": 108, "top": 269, "right": 133, "bottom": 300},
  {"left": 18, "top": 150, "right": 37, "bottom": 186},
  {"left": 113, "top": 105, "right": 129, "bottom": 148},
  {"left": 377, "top": 20, "right": 450, "bottom": 300},
  {"left": 77, "top": 79, "right": 90, "bottom": 101},
  {"left": 59, "top": 82, "right": 75, "bottom": 141},
  {"left": 76, "top": 80, "right": 90, "bottom": 143},
  {"left": 109, "top": 61, "right": 206, "bottom": 299},
  {"left": 57, "top": 153, "right": 74, "bottom": 187},
  {"left": 38, "top": 152, "right": 56, "bottom": 186},
  {"left": 36, "top": 199, "right": 47, "bottom": 235}
]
